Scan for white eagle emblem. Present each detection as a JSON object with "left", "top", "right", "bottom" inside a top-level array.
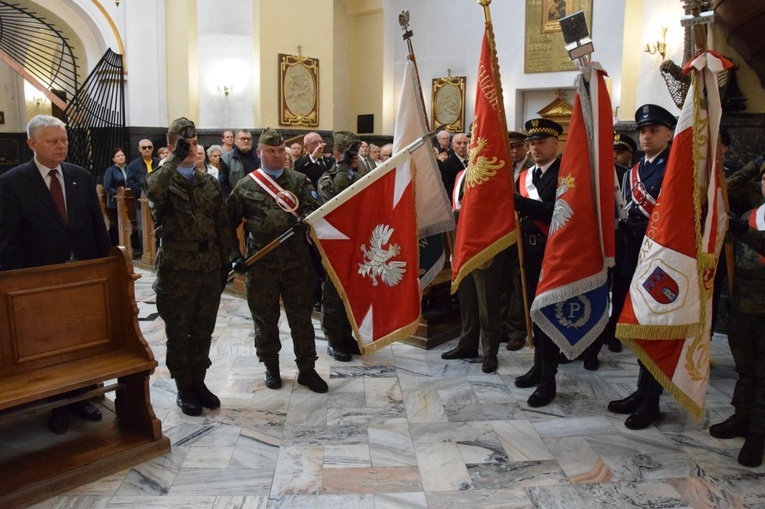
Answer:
[
  {"left": 358, "top": 224, "right": 407, "bottom": 287},
  {"left": 549, "top": 174, "right": 575, "bottom": 236}
]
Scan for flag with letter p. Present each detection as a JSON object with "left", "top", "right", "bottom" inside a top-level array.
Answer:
[{"left": 530, "top": 65, "right": 615, "bottom": 359}]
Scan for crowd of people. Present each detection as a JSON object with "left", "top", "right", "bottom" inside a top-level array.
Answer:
[{"left": 1, "top": 112, "right": 763, "bottom": 467}]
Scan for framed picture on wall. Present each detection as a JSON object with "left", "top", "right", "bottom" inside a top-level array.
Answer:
[
  {"left": 525, "top": 0, "right": 593, "bottom": 73},
  {"left": 542, "top": 0, "right": 568, "bottom": 33},
  {"left": 279, "top": 52, "right": 319, "bottom": 127},
  {"left": 431, "top": 73, "right": 466, "bottom": 133}
]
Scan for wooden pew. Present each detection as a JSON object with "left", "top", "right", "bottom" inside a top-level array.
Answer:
[
  {"left": 0, "top": 247, "right": 170, "bottom": 508},
  {"left": 96, "top": 184, "right": 111, "bottom": 231},
  {"left": 140, "top": 197, "right": 157, "bottom": 266},
  {"left": 116, "top": 186, "right": 137, "bottom": 257}
]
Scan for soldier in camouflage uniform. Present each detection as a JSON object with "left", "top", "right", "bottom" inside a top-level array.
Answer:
[
  {"left": 709, "top": 155, "right": 765, "bottom": 467},
  {"left": 142, "top": 117, "right": 236, "bottom": 416},
  {"left": 228, "top": 128, "right": 328, "bottom": 393},
  {"left": 316, "top": 131, "right": 369, "bottom": 362}
]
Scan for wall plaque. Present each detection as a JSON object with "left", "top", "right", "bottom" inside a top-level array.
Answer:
[
  {"left": 525, "top": 0, "right": 593, "bottom": 73},
  {"left": 431, "top": 72, "right": 466, "bottom": 133},
  {"left": 279, "top": 51, "right": 319, "bottom": 127}
]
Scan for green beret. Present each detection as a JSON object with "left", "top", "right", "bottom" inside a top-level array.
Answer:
[
  {"left": 168, "top": 117, "right": 195, "bottom": 135},
  {"left": 333, "top": 131, "right": 360, "bottom": 147},
  {"left": 258, "top": 127, "right": 284, "bottom": 146}
]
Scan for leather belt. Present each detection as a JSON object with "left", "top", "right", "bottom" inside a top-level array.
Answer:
[{"left": 161, "top": 239, "right": 212, "bottom": 252}]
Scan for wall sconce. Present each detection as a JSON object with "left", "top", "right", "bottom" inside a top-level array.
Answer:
[
  {"left": 217, "top": 84, "right": 233, "bottom": 96},
  {"left": 644, "top": 26, "right": 668, "bottom": 61}
]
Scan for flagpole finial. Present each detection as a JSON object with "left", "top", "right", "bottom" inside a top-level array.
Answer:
[{"left": 398, "top": 10, "right": 413, "bottom": 41}]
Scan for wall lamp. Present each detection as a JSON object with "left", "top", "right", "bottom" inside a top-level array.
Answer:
[
  {"left": 217, "top": 84, "right": 233, "bottom": 96},
  {"left": 644, "top": 26, "right": 668, "bottom": 61}
]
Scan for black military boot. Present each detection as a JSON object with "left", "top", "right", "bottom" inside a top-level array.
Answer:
[
  {"left": 264, "top": 362, "right": 282, "bottom": 389},
  {"left": 709, "top": 414, "right": 749, "bottom": 439},
  {"left": 177, "top": 386, "right": 203, "bottom": 416},
  {"left": 193, "top": 382, "right": 221, "bottom": 409},
  {"left": 624, "top": 377, "right": 661, "bottom": 430},
  {"left": 608, "top": 367, "right": 649, "bottom": 414},
  {"left": 738, "top": 433, "right": 764, "bottom": 467},
  {"left": 297, "top": 368, "right": 328, "bottom": 393},
  {"left": 527, "top": 361, "right": 557, "bottom": 407},
  {"left": 515, "top": 347, "right": 542, "bottom": 388}
]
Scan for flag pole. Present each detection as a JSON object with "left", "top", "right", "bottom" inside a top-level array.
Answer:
[{"left": 477, "top": 0, "right": 534, "bottom": 345}]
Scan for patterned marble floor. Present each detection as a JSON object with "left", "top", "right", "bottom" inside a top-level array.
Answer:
[{"left": 27, "top": 266, "right": 765, "bottom": 509}]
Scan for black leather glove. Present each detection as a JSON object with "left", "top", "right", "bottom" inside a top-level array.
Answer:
[
  {"left": 173, "top": 137, "right": 190, "bottom": 160},
  {"left": 728, "top": 211, "right": 749, "bottom": 237},
  {"left": 232, "top": 257, "right": 249, "bottom": 274},
  {"left": 289, "top": 216, "right": 307, "bottom": 236},
  {"left": 514, "top": 193, "right": 528, "bottom": 213}
]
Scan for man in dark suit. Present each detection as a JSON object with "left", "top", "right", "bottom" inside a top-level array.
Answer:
[
  {"left": 0, "top": 114, "right": 111, "bottom": 433},
  {"left": 439, "top": 132, "right": 470, "bottom": 202},
  {"left": 294, "top": 131, "right": 335, "bottom": 188},
  {"left": 513, "top": 118, "right": 563, "bottom": 408},
  {"left": 125, "top": 139, "right": 160, "bottom": 256}
]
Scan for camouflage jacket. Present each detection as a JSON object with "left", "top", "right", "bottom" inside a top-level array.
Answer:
[
  {"left": 732, "top": 207, "right": 765, "bottom": 314},
  {"left": 142, "top": 154, "right": 236, "bottom": 273},
  {"left": 317, "top": 161, "right": 370, "bottom": 203},
  {"left": 226, "top": 169, "right": 318, "bottom": 269},
  {"left": 727, "top": 155, "right": 764, "bottom": 215}
]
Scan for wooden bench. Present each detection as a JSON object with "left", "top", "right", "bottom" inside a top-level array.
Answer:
[
  {"left": 116, "top": 186, "right": 137, "bottom": 258},
  {"left": 139, "top": 196, "right": 157, "bottom": 266},
  {"left": 96, "top": 184, "right": 111, "bottom": 231},
  {"left": 0, "top": 247, "right": 170, "bottom": 508}
]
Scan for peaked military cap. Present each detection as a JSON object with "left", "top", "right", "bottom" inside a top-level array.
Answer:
[
  {"left": 333, "top": 131, "right": 360, "bottom": 147},
  {"left": 524, "top": 118, "right": 563, "bottom": 140},
  {"left": 634, "top": 104, "right": 676, "bottom": 129},
  {"left": 258, "top": 127, "right": 284, "bottom": 146},
  {"left": 614, "top": 133, "right": 637, "bottom": 153},
  {"left": 168, "top": 117, "right": 196, "bottom": 136},
  {"left": 508, "top": 130, "right": 528, "bottom": 141}
]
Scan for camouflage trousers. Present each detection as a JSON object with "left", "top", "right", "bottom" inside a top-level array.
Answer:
[
  {"left": 454, "top": 254, "right": 505, "bottom": 357},
  {"left": 154, "top": 267, "right": 222, "bottom": 387},
  {"left": 246, "top": 261, "right": 317, "bottom": 370},
  {"left": 321, "top": 280, "right": 353, "bottom": 348},
  {"left": 729, "top": 310, "right": 765, "bottom": 434}
]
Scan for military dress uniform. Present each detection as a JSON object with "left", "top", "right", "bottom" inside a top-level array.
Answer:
[
  {"left": 513, "top": 118, "right": 563, "bottom": 407},
  {"left": 316, "top": 131, "right": 370, "bottom": 361},
  {"left": 709, "top": 156, "right": 765, "bottom": 467},
  {"left": 227, "top": 128, "right": 326, "bottom": 392},
  {"left": 142, "top": 117, "right": 236, "bottom": 416},
  {"left": 607, "top": 104, "right": 676, "bottom": 430}
]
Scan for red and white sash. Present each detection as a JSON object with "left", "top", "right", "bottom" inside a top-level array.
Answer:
[
  {"left": 248, "top": 169, "right": 301, "bottom": 217},
  {"left": 627, "top": 162, "right": 657, "bottom": 219},
  {"left": 749, "top": 203, "right": 765, "bottom": 264},
  {"left": 519, "top": 168, "right": 549, "bottom": 236}
]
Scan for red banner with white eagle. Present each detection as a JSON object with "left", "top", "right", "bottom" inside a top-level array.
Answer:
[
  {"left": 450, "top": 24, "right": 517, "bottom": 292},
  {"left": 616, "top": 51, "right": 732, "bottom": 417}
]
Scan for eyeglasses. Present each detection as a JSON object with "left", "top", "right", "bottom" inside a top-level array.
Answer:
[{"left": 140, "top": 146, "right": 153, "bottom": 150}]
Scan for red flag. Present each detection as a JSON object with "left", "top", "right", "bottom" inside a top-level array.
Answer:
[
  {"left": 306, "top": 146, "right": 421, "bottom": 354},
  {"left": 530, "top": 66, "right": 614, "bottom": 359},
  {"left": 617, "top": 52, "right": 732, "bottom": 417},
  {"left": 450, "top": 25, "right": 516, "bottom": 292}
]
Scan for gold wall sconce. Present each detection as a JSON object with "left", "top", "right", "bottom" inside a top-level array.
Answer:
[
  {"left": 217, "top": 84, "right": 233, "bottom": 96},
  {"left": 644, "top": 26, "right": 668, "bottom": 61}
]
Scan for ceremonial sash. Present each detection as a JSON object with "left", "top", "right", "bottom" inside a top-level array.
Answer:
[
  {"left": 519, "top": 168, "right": 549, "bottom": 236},
  {"left": 749, "top": 203, "right": 765, "bottom": 264},
  {"left": 248, "top": 169, "right": 302, "bottom": 217},
  {"left": 452, "top": 169, "right": 467, "bottom": 210},
  {"left": 627, "top": 162, "right": 656, "bottom": 219}
]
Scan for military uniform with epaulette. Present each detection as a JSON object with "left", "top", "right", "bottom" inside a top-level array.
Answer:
[
  {"left": 709, "top": 156, "right": 765, "bottom": 467},
  {"left": 227, "top": 128, "right": 328, "bottom": 393},
  {"left": 316, "top": 131, "right": 369, "bottom": 362},
  {"left": 142, "top": 117, "right": 236, "bottom": 416}
]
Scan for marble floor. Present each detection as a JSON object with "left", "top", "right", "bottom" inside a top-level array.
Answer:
[{"left": 25, "top": 266, "right": 765, "bottom": 509}]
